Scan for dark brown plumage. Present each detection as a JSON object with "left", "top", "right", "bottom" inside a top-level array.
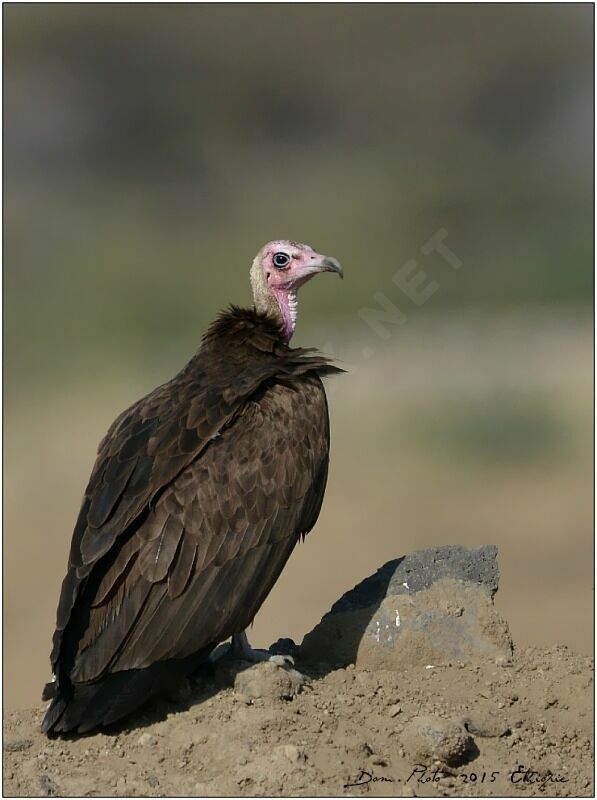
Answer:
[{"left": 43, "top": 240, "right": 343, "bottom": 734}]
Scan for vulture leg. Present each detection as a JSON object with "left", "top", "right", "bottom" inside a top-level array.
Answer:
[{"left": 230, "top": 631, "right": 293, "bottom": 666}]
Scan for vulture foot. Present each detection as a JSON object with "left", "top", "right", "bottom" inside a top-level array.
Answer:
[{"left": 230, "top": 631, "right": 294, "bottom": 667}]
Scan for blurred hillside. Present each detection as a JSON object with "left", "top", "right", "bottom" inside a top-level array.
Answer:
[
  {"left": 5, "top": 5, "right": 593, "bottom": 380},
  {"left": 4, "top": 4, "right": 593, "bottom": 710}
]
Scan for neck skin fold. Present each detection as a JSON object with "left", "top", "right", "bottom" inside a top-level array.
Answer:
[
  {"left": 270, "top": 287, "right": 297, "bottom": 343},
  {"left": 250, "top": 257, "right": 297, "bottom": 343}
]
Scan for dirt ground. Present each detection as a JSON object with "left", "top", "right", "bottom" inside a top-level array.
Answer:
[
  {"left": 5, "top": 314, "right": 593, "bottom": 713},
  {"left": 4, "top": 645, "right": 593, "bottom": 797}
]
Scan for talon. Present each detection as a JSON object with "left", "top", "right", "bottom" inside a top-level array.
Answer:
[
  {"left": 230, "top": 631, "right": 289, "bottom": 665},
  {"left": 269, "top": 654, "right": 295, "bottom": 667}
]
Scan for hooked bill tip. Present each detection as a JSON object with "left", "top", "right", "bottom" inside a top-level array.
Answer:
[{"left": 322, "top": 256, "right": 344, "bottom": 278}]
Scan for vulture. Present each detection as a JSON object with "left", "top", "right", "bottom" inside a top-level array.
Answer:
[{"left": 42, "top": 240, "right": 343, "bottom": 735}]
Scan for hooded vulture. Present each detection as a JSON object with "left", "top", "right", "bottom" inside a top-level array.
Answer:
[{"left": 42, "top": 240, "right": 343, "bottom": 734}]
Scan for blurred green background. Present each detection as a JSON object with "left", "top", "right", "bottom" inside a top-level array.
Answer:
[{"left": 4, "top": 4, "right": 593, "bottom": 710}]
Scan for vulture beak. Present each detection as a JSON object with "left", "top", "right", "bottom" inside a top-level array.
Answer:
[
  {"left": 303, "top": 254, "right": 344, "bottom": 280},
  {"left": 317, "top": 255, "right": 344, "bottom": 279}
]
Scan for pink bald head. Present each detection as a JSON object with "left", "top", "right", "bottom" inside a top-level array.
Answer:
[
  {"left": 251, "top": 239, "right": 343, "bottom": 343},
  {"left": 258, "top": 240, "right": 343, "bottom": 290}
]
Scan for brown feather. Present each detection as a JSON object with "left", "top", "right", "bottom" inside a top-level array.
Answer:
[
  {"left": 43, "top": 306, "right": 342, "bottom": 733},
  {"left": 138, "top": 516, "right": 184, "bottom": 583},
  {"left": 167, "top": 535, "right": 197, "bottom": 599}
]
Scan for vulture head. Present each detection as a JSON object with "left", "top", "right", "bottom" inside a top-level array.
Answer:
[{"left": 251, "top": 240, "right": 343, "bottom": 343}]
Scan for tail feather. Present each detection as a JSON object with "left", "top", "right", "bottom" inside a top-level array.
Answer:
[
  {"left": 41, "top": 694, "right": 69, "bottom": 734},
  {"left": 42, "top": 648, "right": 212, "bottom": 735},
  {"left": 42, "top": 681, "right": 57, "bottom": 702}
]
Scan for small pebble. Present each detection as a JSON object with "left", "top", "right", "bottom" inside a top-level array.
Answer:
[
  {"left": 402, "top": 715, "right": 473, "bottom": 765},
  {"left": 463, "top": 712, "right": 511, "bottom": 738},
  {"left": 275, "top": 744, "right": 305, "bottom": 763},
  {"left": 3, "top": 739, "right": 33, "bottom": 753},
  {"left": 137, "top": 733, "right": 158, "bottom": 747},
  {"left": 39, "top": 775, "right": 59, "bottom": 798}
]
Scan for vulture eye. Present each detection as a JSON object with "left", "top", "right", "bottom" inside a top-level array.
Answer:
[{"left": 273, "top": 252, "right": 290, "bottom": 269}]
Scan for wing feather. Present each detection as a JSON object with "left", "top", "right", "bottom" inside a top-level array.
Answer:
[
  {"left": 167, "top": 535, "right": 197, "bottom": 599},
  {"left": 138, "top": 516, "right": 184, "bottom": 582},
  {"left": 60, "top": 374, "right": 330, "bottom": 683},
  {"left": 45, "top": 310, "right": 341, "bottom": 735}
]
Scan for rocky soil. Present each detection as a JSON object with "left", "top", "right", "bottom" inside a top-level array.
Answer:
[{"left": 4, "top": 645, "right": 594, "bottom": 797}]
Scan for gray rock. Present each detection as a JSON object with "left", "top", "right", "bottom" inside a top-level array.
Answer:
[
  {"left": 401, "top": 715, "right": 473, "bottom": 765},
  {"left": 328, "top": 545, "right": 500, "bottom": 612},
  {"left": 300, "top": 545, "right": 512, "bottom": 669}
]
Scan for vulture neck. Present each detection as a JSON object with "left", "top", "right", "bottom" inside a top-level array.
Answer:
[{"left": 250, "top": 257, "right": 297, "bottom": 344}]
